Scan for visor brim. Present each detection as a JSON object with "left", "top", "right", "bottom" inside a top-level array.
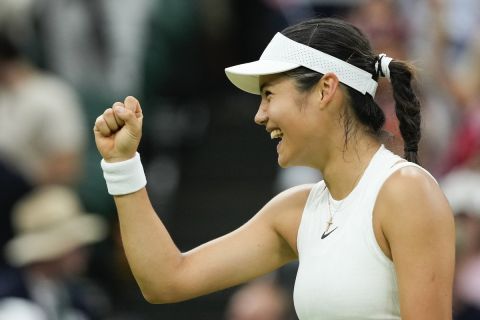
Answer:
[{"left": 225, "top": 60, "right": 300, "bottom": 94}]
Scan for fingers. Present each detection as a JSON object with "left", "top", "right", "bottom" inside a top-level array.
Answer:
[
  {"left": 103, "top": 108, "right": 120, "bottom": 132},
  {"left": 124, "top": 96, "right": 143, "bottom": 119},
  {"left": 94, "top": 101, "right": 125, "bottom": 137},
  {"left": 94, "top": 97, "right": 143, "bottom": 138},
  {"left": 113, "top": 103, "right": 141, "bottom": 133},
  {"left": 94, "top": 115, "right": 112, "bottom": 137},
  {"left": 112, "top": 102, "right": 125, "bottom": 126}
]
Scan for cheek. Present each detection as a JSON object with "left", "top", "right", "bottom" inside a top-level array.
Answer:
[{"left": 269, "top": 102, "right": 293, "bottom": 120}]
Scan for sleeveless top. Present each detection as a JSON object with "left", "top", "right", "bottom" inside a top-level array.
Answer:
[{"left": 293, "top": 145, "right": 435, "bottom": 319}]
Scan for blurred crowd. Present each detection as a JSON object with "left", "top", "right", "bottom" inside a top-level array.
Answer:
[{"left": 0, "top": 0, "right": 479, "bottom": 319}]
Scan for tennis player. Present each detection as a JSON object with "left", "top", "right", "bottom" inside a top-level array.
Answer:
[{"left": 94, "top": 18, "right": 454, "bottom": 319}]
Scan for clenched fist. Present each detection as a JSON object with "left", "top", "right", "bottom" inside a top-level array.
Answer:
[{"left": 94, "top": 96, "right": 143, "bottom": 162}]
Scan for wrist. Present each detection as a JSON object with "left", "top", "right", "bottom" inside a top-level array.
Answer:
[
  {"left": 101, "top": 152, "right": 147, "bottom": 195},
  {"left": 103, "top": 152, "right": 137, "bottom": 163}
]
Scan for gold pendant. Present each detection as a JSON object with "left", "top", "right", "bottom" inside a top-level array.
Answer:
[{"left": 324, "top": 217, "right": 333, "bottom": 233}]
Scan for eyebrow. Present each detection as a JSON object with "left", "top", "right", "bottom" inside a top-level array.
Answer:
[{"left": 259, "top": 81, "right": 271, "bottom": 94}]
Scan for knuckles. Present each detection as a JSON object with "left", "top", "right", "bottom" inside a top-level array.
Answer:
[
  {"left": 94, "top": 98, "right": 142, "bottom": 138},
  {"left": 94, "top": 115, "right": 105, "bottom": 128}
]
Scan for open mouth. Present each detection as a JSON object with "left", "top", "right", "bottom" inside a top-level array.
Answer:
[{"left": 270, "top": 129, "right": 283, "bottom": 140}]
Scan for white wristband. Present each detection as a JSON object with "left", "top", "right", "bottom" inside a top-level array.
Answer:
[{"left": 101, "top": 152, "right": 147, "bottom": 195}]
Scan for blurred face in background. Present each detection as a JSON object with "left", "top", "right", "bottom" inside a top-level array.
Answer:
[
  {"left": 28, "top": 246, "right": 91, "bottom": 280},
  {"left": 225, "top": 280, "right": 289, "bottom": 320}
]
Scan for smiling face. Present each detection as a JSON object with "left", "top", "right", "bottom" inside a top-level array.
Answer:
[{"left": 255, "top": 73, "right": 337, "bottom": 168}]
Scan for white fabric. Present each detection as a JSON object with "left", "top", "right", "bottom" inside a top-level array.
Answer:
[
  {"left": 225, "top": 32, "right": 378, "bottom": 96},
  {"left": 0, "top": 298, "right": 47, "bottom": 320},
  {"left": 294, "top": 145, "right": 435, "bottom": 319},
  {"left": 101, "top": 152, "right": 147, "bottom": 195},
  {"left": 26, "top": 276, "right": 89, "bottom": 320},
  {"left": 0, "top": 69, "right": 86, "bottom": 183},
  {"left": 375, "top": 53, "right": 393, "bottom": 81}
]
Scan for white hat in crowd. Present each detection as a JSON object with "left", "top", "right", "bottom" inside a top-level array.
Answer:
[
  {"left": 4, "top": 186, "right": 108, "bottom": 267},
  {"left": 441, "top": 168, "right": 480, "bottom": 217}
]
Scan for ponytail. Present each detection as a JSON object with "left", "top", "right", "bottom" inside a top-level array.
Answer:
[{"left": 388, "top": 61, "right": 422, "bottom": 164}]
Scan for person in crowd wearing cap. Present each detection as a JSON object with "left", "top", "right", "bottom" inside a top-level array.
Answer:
[
  {"left": 0, "top": 186, "right": 110, "bottom": 320},
  {"left": 93, "top": 18, "right": 455, "bottom": 319}
]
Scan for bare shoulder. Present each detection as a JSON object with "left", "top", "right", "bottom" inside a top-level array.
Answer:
[
  {"left": 257, "top": 183, "right": 314, "bottom": 257},
  {"left": 377, "top": 166, "right": 451, "bottom": 219},
  {"left": 375, "top": 165, "right": 455, "bottom": 257},
  {"left": 266, "top": 183, "right": 314, "bottom": 212}
]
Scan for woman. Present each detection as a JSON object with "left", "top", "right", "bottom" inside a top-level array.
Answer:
[{"left": 94, "top": 18, "right": 455, "bottom": 319}]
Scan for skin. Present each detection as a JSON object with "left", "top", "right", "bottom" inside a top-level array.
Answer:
[{"left": 94, "top": 73, "right": 455, "bottom": 319}]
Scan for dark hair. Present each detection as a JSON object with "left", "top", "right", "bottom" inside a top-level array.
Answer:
[{"left": 281, "top": 18, "right": 421, "bottom": 164}]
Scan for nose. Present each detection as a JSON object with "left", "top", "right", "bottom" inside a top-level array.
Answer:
[{"left": 254, "top": 101, "right": 268, "bottom": 126}]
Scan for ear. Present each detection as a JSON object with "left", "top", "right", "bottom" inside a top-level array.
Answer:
[{"left": 314, "top": 72, "right": 340, "bottom": 108}]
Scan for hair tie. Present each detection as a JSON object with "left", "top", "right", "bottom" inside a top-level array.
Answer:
[{"left": 375, "top": 53, "right": 393, "bottom": 81}]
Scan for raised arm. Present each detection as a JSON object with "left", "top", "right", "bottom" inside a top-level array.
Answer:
[
  {"left": 375, "top": 167, "right": 455, "bottom": 320},
  {"left": 93, "top": 97, "right": 307, "bottom": 303}
]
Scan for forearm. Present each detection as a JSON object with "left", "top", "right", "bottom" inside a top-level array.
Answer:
[{"left": 114, "top": 187, "right": 183, "bottom": 302}]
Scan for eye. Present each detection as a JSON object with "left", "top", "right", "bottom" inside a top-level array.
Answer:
[{"left": 263, "top": 90, "right": 273, "bottom": 100}]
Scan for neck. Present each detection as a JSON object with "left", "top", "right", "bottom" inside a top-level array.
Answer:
[{"left": 321, "top": 134, "right": 380, "bottom": 200}]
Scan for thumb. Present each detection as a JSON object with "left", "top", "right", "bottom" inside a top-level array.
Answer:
[
  {"left": 114, "top": 105, "right": 142, "bottom": 135},
  {"left": 124, "top": 95, "right": 142, "bottom": 118}
]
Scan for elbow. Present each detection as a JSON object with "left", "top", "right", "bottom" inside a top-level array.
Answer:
[
  {"left": 140, "top": 283, "right": 185, "bottom": 304},
  {"left": 142, "top": 291, "right": 169, "bottom": 304},
  {"left": 137, "top": 255, "right": 189, "bottom": 304},
  {"left": 141, "top": 290, "right": 173, "bottom": 304}
]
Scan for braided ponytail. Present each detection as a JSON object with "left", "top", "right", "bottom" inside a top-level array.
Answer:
[{"left": 388, "top": 61, "right": 422, "bottom": 164}]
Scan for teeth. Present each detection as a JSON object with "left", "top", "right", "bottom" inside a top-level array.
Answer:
[{"left": 270, "top": 129, "right": 283, "bottom": 139}]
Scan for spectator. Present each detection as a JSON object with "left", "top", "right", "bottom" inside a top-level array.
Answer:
[
  {"left": 225, "top": 277, "right": 291, "bottom": 320},
  {"left": 0, "top": 186, "right": 110, "bottom": 320},
  {"left": 0, "top": 31, "right": 86, "bottom": 186}
]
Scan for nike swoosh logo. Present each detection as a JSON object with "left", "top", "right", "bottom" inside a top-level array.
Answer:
[{"left": 321, "top": 227, "right": 338, "bottom": 239}]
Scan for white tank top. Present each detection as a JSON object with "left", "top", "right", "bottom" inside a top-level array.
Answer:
[{"left": 293, "top": 145, "right": 434, "bottom": 319}]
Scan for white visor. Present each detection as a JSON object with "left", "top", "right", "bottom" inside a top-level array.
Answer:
[{"left": 225, "top": 32, "right": 378, "bottom": 96}]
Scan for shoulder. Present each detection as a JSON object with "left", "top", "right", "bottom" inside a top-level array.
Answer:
[
  {"left": 375, "top": 165, "right": 454, "bottom": 246},
  {"left": 260, "top": 183, "right": 314, "bottom": 221},
  {"left": 257, "top": 183, "right": 315, "bottom": 256},
  {"left": 270, "top": 183, "right": 314, "bottom": 208},
  {"left": 378, "top": 165, "right": 444, "bottom": 213}
]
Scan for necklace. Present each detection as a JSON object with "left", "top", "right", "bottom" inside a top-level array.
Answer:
[
  {"left": 322, "top": 160, "right": 370, "bottom": 237},
  {"left": 324, "top": 194, "right": 340, "bottom": 234}
]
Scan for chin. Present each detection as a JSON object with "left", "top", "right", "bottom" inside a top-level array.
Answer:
[
  {"left": 277, "top": 155, "right": 292, "bottom": 168},
  {"left": 278, "top": 161, "right": 288, "bottom": 168}
]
